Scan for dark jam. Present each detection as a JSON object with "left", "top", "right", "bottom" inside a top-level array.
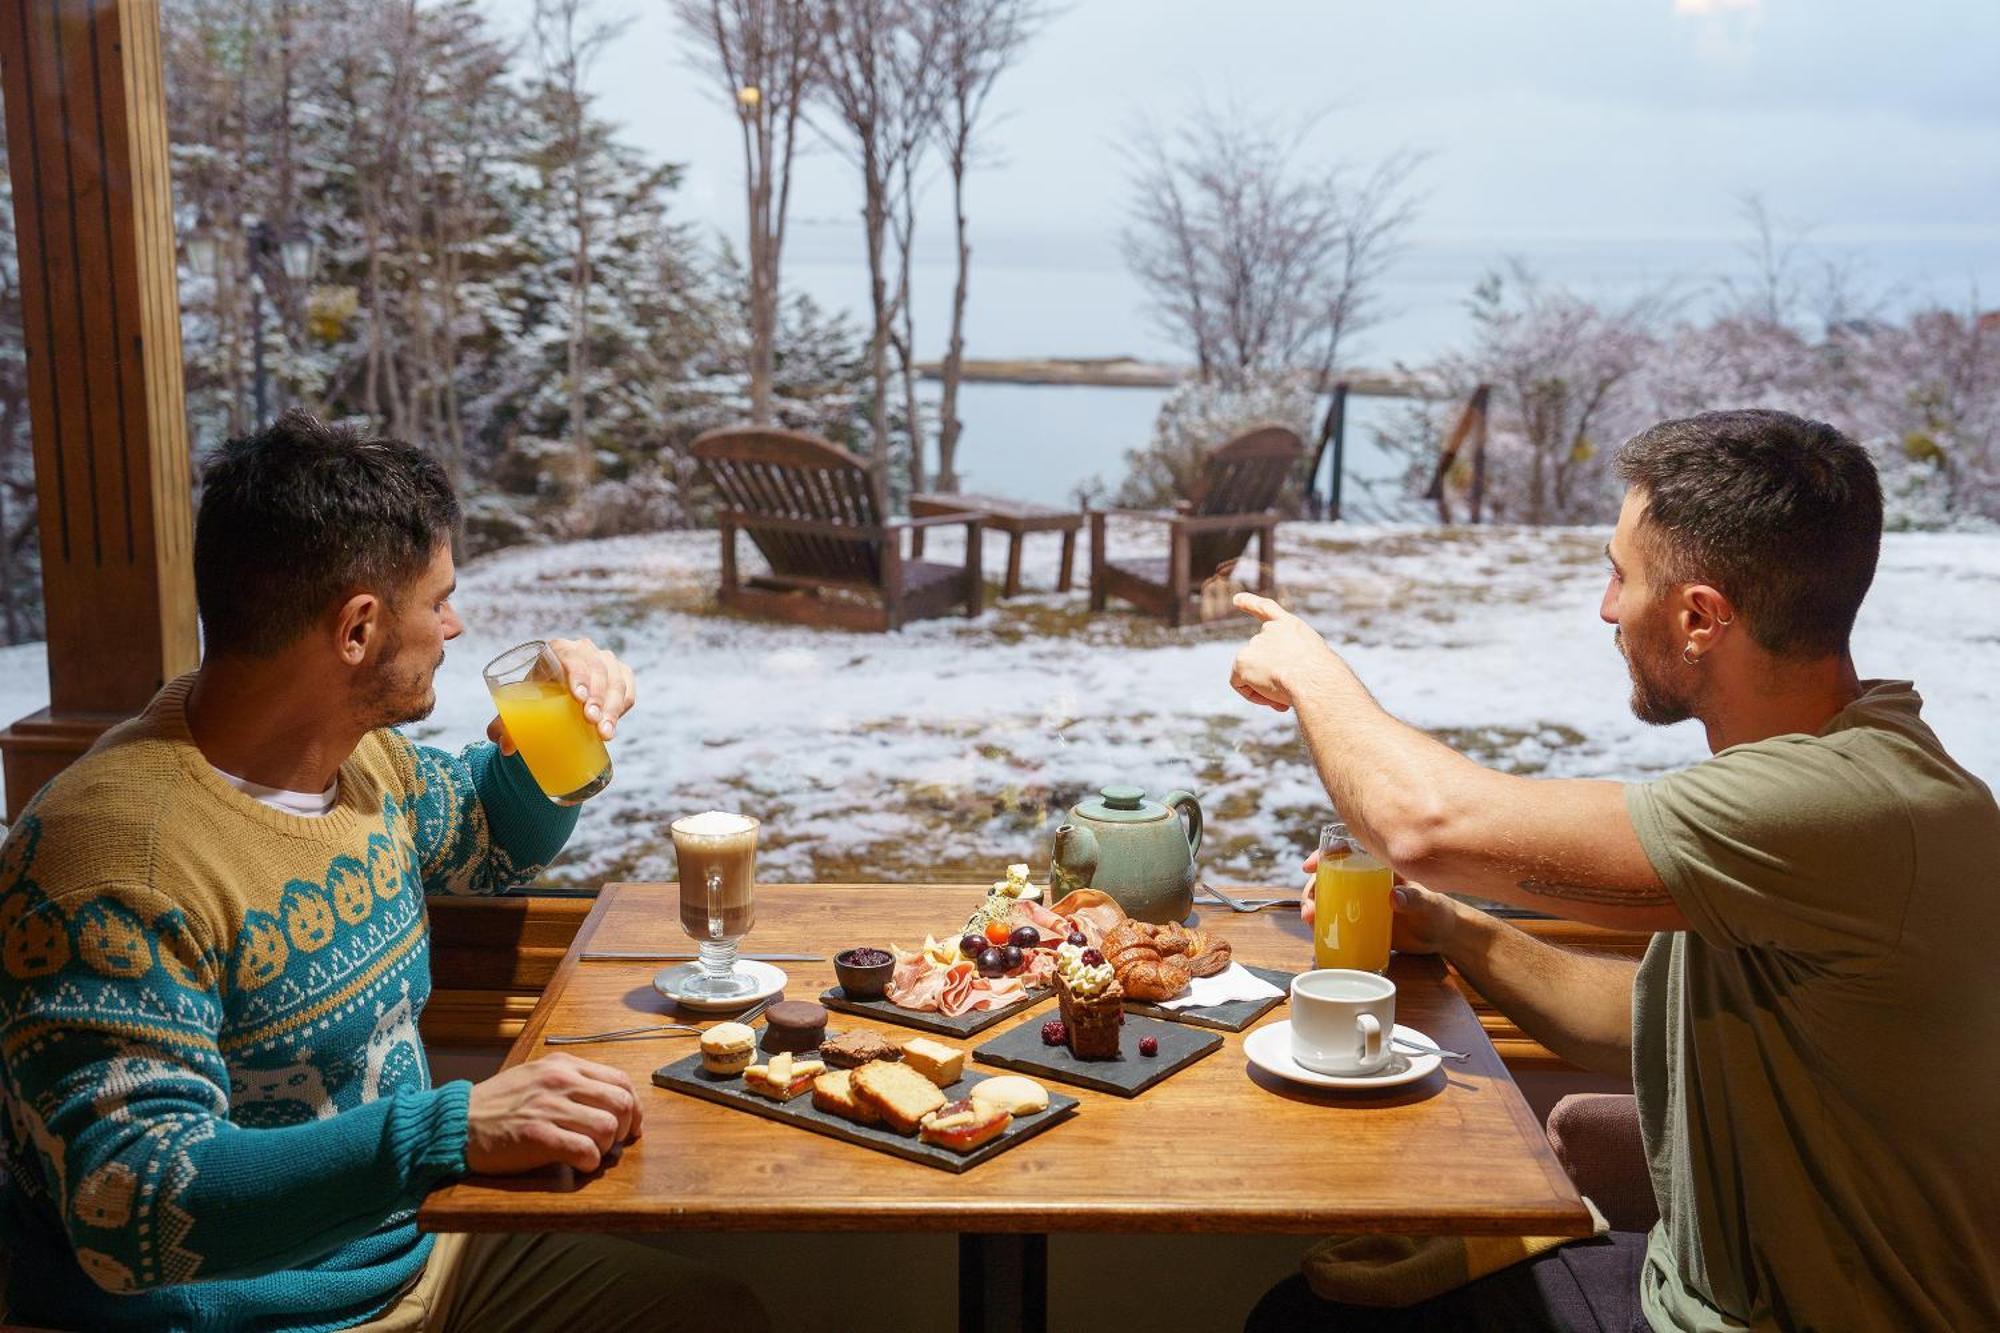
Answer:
[{"left": 840, "top": 947, "right": 893, "bottom": 967}]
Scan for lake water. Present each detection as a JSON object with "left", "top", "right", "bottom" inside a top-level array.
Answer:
[{"left": 782, "top": 223, "right": 2000, "bottom": 510}]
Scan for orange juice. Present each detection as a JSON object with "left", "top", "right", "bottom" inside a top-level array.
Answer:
[
  {"left": 1314, "top": 847, "right": 1394, "bottom": 972},
  {"left": 492, "top": 679, "right": 611, "bottom": 800}
]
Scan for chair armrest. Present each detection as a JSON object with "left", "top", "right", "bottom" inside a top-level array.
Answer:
[{"left": 1094, "top": 507, "right": 1181, "bottom": 526}]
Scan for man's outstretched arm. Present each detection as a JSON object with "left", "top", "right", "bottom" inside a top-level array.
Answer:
[{"left": 1232, "top": 593, "right": 1687, "bottom": 933}]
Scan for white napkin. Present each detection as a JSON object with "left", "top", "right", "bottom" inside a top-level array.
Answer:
[{"left": 1156, "top": 960, "right": 1284, "bottom": 1010}]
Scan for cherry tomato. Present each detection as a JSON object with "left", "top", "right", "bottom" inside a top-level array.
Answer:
[{"left": 984, "top": 919, "right": 1013, "bottom": 946}]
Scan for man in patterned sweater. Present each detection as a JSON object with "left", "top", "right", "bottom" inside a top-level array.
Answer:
[{"left": 0, "top": 412, "right": 766, "bottom": 1331}]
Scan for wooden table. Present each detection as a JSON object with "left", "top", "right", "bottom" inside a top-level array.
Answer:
[
  {"left": 421, "top": 884, "right": 1589, "bottom": 1330},
  {"left": 908, "top": 493, "right": 1084, "bottom": 598}
]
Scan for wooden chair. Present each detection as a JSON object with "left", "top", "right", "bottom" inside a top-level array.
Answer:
[
  {"left": 692, "top": 426, "right": 984, "bottom": 632},
  {"left": 1088, "top": 424, "right": 1305, "bottom": 626}
]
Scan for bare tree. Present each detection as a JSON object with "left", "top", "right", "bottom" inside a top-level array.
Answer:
[
  {"left": 809, "top": 0, "right": 945, "bottom": 490},
  {"left": 929, "top": 0, "right": 1044, "bottom": 492},
  {"left": 673, "top": 0, "right": 819, "bottom": 425},
  {"left": 534, "top": 0, "right": 631, "bottom": 491},
  {"left": 1122, "top": 107, "right": 1420, "bottom": 389}
]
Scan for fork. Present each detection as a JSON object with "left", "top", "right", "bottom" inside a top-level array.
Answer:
[
  {"left": 1197, "top": 884, "right": 1303, "bottom": 913},
  {"left": 545, "top": 995, "right": 778, "bottom": 1046},
  {"left": 544, "top": 1023, "right": 703, "bottom": 1046}
]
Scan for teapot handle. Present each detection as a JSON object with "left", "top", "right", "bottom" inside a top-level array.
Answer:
[{"left": 1161, "top": 789, "right": 1204, "bottom": 858}]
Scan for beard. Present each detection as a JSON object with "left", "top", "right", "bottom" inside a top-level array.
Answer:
[
  {"left": 1614, "top": 623, "right": 1696, "bottom": 727},
  {"left": 359, "top": 626, "right": 447, "bottom": 730}
]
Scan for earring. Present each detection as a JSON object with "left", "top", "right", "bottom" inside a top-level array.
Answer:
[
  {"left": 1682, "top": 643, "right": 1700, "bottom": 666},
  {"left": 1716, "top": 614, "right": 1735, "bottom": 627}
]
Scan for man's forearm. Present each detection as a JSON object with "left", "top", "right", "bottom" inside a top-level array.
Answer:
[
  {"left": 1441, "top": 902, "right": 1636, "bottom": 1080},
  {"left": 1283, "top": 659, "right": 1687, "bottom": 933}
]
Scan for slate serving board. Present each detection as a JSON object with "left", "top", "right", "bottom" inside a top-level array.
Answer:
[
  {"left": 973, "top": 1012, "right": 1222, "bottom": 1098},
  {"left": 653, "top": 1053, "right": 1078, "bottom": 1173},
  {"left": 1120, "top": 965, "right": 1295, "bottom": 1033},
  {"left": 820, "top": 985, "right": 1050, "bottom": 1038}
]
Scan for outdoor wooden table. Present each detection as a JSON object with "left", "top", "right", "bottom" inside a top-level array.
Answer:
[
  {"left": 420, "top": 883, "right": 1590, "bottom": 1332},
  {"left": 908, "top": 493, "right": 1084, "bottom": 597}
]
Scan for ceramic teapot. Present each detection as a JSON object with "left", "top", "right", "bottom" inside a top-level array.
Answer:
[{"left": 1050, "top": 785, "right": 1203, "bottom": 924}]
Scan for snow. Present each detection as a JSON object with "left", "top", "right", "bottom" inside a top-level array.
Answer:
[{"left": 1, "top": 520, "right": 1994, "bottom": 889}]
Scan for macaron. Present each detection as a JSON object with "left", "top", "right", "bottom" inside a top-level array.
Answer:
[{"left": 700, "top": 1021, "right": 757, "bottom": 1076}]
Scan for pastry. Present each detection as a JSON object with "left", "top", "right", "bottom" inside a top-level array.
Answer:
[
  {"left": 897, "top": 1036, "right": 966, "bottom": 1087},
  {"left": 761, "top": 1000, "right": 828, "bottom": 1053},
  {"left": 699, "top": 1020, "right": 757, "bottom": 1076},
  {"left": 1053, "top": 943, "right": 1122, "bottom": 1059},
  {"left": 968, "top": 1075, "right": 1049, "bottom": 1116},
  {"left": 811, "top": 1068, "right": 882, "bottom": 1125},
  {"left": 819, "top": 1030, "right": 900, "bottom": 1069},
  {"left": 852, "top": 1059, "right": 948, "bottom": 1134},
  {"left": 1101, "top": 921, "right": 1231, "bottom": 998},
  {"left": 918, "top": 1099, "right": 1011, "bottom": 1153},
  {"left": 743, "top": 1051, "right": 824, "bottom": 1101}
]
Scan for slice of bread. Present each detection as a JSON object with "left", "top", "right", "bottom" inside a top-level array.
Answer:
[
  {"left": 811, "top": 1068, "right": 882, "bottom": 1126},
  {"left": 852, "top": 1059, "right": 948, "bottom": 1134},
  {"left": 898, "top": 1036, "right": 966, "bottom": 1088}
]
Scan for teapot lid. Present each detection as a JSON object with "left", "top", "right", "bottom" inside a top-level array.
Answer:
[{"left": 1074, "top": 784, "right": 1168, "bottom": 824}]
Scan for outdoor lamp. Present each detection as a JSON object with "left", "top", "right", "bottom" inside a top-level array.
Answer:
[
  {"left": 185, "top": 227, "right": 220, "bottom": 278},
  {"left": 278, "top": 230, "right": 317, "bottom": 282}
]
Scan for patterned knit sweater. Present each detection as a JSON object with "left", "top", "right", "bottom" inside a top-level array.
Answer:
[{"left": 0, "top": 675, "right": 579, "bottom": 1331}]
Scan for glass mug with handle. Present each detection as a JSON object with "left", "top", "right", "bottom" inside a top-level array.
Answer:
[
  {"left": 483, "top": 641, "right": 613, "bottom": 804},
  {"left": 670, "top": 812, "right": 761, "bottom": 1000},
  {"left": 1314, "top": 821, "right": 1394, "bottom": 973}
]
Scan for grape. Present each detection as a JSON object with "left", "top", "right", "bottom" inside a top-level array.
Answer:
[
  {"left": 1000, "top": 944, "right": 1024, "bottom": 972},
  {"left": 1008, "top": 925, "right": 1040, "bottom": 949},
  {"left": 1065, "top": 931, "right": 1087, "bottom": 947},
  {"left": 976, "top": 947, "right": 1009, "bottom": 978},
  {"left": 959, "top": 933, "right": 986, "bottom": 960}
]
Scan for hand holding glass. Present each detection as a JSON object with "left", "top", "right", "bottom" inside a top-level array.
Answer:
[
  {"left": 483, "top": 641, "right": 613, "bottom": 805},
  {"left": 671, "top": 812, "right": 760, "bottom": 1000},
  {"left": 1314, "top": 822, "right": 1393, "bottom": 973}
]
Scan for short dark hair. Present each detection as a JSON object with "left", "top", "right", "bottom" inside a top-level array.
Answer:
[
  {"left": 194, "top": 410, "right": 460, "bottom": 657},
  {"left": 1614, "top": 409, "right": 1880, "bottom": 659}
]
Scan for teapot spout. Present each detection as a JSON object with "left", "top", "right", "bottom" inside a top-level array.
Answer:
[{"left": 1051, "top": 822, "right": 1100, "bottom": 897}]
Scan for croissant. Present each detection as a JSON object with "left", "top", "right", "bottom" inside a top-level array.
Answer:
[
  {"left": 1184, "top": 938, "right": 1232, "bottom": 977},
  {"left": 1115, "top": 956, "right": 1191, "bottom": 1001}
]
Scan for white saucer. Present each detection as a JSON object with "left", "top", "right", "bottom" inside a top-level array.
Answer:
[
  {"left": 1244, "top": 1021, "right": 1444, "bottom": 1090},
  {"left": 652, "top": 959, "right": 788, "bottom": 1012}
]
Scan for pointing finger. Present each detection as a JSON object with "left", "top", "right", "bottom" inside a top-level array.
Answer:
[{"left": 1232, "top": 591, "right": 1290, "bottom": 623}]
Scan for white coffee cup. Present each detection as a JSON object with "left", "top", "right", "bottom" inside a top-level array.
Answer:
[{"left": 1290, "top": 969, "right": 1396, "bottom": 1076}]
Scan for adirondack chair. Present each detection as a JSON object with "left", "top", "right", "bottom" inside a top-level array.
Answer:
[
  {"left": 1089, "top": 424, "right": 1305, "bottom": 626},
  {"left": 692, "top": 426, "right": 983, "bottom": 632}
]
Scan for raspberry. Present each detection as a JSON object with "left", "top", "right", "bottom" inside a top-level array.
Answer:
[
  {"left": 1040, "top": 1019, "right": 1067, "bottom": 1046},
  {"left": 1080, "top": 948, "right": 1105, "bottom": 967},
  {"left": 1139, "top": 1036, "right": 1159, "bottom": 1057}
]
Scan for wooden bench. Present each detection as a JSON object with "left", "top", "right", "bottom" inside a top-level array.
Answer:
[{"left": 907, "top": 492, "right": 1085, "bottom": 599}]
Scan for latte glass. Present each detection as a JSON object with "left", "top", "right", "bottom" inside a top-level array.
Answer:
[{"left": 670, "top": 812, "right": 760, "bottom": 1000}]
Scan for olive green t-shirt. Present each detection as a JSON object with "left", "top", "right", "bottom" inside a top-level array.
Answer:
[{"left": 1623, "top": 680, "right": 2000, "bottom": 1331}]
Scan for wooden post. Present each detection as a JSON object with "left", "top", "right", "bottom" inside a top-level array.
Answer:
[
  {"left": 1322, "top": 382, "right": 1349, "bottom": 520},
  {"left": 0, "top": 0, "right": 198, "bottom": 817},
  {"left": 1468, "top": 384, "right": 1491, "bottom": 525}
]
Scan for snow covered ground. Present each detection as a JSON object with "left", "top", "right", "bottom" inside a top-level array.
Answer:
[{"left": 2, "top": 520, "right": 1993, "bottom": 888}]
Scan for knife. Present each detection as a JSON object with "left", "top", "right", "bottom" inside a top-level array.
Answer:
[{"left": 578, "top": 950, "right": 825, "bottom": 962}]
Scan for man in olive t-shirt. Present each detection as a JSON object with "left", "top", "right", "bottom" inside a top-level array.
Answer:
[
  {"left": 1235, "top": 410, "right": 1999, "bottom": 1331},
  {"left": 1627, "top": 679, "right": 1999, "bottom": 1329}
]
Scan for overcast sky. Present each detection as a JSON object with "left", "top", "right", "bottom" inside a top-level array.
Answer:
[{"left": 499, "top": 0, "right": 2000, "bottom": 356}]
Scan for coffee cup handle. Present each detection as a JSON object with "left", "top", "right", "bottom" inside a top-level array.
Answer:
[{"left": 1356, "top": 1013, "right": 1383, "bottom": 1068}]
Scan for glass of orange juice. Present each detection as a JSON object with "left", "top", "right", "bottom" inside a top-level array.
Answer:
[
  {"left": 482, "top": 641, "right": 613, "bottom": 805},
  {"left": 1314, "top": 822, "right": 1393, "bottom": 973}
]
